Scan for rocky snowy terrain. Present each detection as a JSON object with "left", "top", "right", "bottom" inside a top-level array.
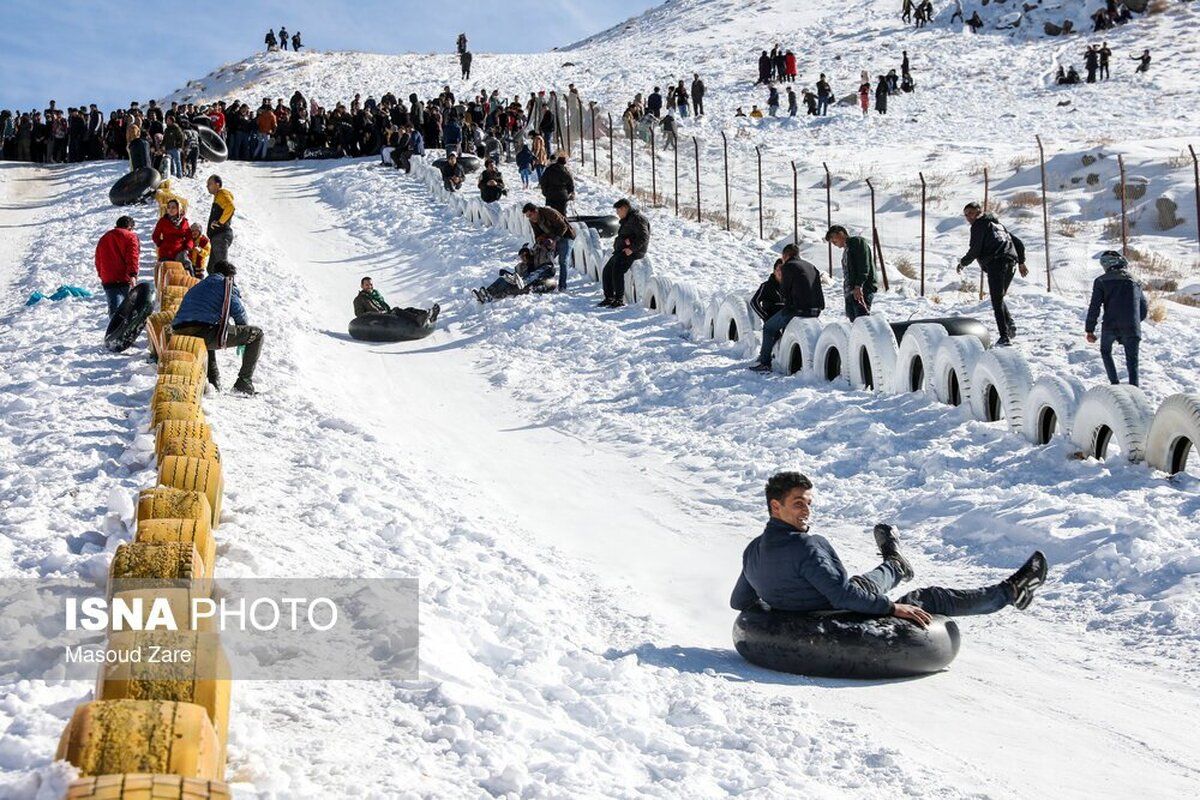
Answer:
[{"left": 3, "top": 1, "right": 1200, "bottom": 798}]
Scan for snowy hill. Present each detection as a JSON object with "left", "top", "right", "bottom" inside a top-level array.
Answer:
[{"left": 4, "top": 1, "right": 1200, "bottom": 797}]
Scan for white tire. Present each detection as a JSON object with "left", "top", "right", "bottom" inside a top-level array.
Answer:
[
  {"left": 932, "top": 335, "right": 987, "bottom": 407},
  {"left": 714, "top": 294, "right": 755, "bottom": 343},
  {"left": 1145, "top": 393, "right": 1200, "bottom": 475},
  {"left": 1022, "top": 375, "right": 1085, "bottom": 445},
  {"left": 699, "top": 297, "right": 722, "bottom": 340},
  {"left": 774, "top": 317, "right": 824, "bottom": 375},
  {"left": 847, "top": 313, "right": 898, "bottom": 392},
  {"left": 1070, "top": 384, "right": 1154, "bottom": 462},
  {"left": 969, "top": 348, "right": 1035, "bottom": 432},
  {"left": 813, "top": 321, "right": 853, "bottom": 385},
  {"left": 642, "top": 276, "right": 671, "bottom": 312},
  {"left": 665, "top": 282, "right": 696, "bottom": 325},
  {"left": 891, "top": 323, "right": 948, "bottom": 395},
  {"left": 631, "top": 261, "right": 653, "bottom": 303}
]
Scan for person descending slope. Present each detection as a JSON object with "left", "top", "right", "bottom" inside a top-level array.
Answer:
[
  {"left": 956, "top": 202, "right": 1027, "bottom": 346},
  {"left": 354, "top": 276, "right": 440, "bottom": 323}
]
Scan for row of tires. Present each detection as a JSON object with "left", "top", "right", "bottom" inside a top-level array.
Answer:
[
  {"left": 410, "top": 158, "right": 1199, "bottom": 477},
  {"left": 59, "top": 260, "right": 234, "bottom": 797}
]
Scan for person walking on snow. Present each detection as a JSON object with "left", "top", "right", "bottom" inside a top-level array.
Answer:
[
  {"left": 205, "top": 174, "right": 235, "bottom": 265},
  {"left": 171, "top": 260, "right": 263, "bottom": 395},
  {"left": 1099, "top": 42, "right": 1111, "bottom": 79},
  {"left": 750, "top": 244, "right": 825, "bottom": 372},
  {"left": 515, "top": 142, "right": 535, "bottom": 188},
  {"left": 460, "top": 50, "right": 473, "bottom": 81},
  {"left": 94, "top": 215, "right": 140, "bottom": 317},
  {"left": 691, "top": 74, "right": 706, "bottom": 116},
  {"left": 816, "top": 74, "right": 833, "bottom": 116},
  {"left": 875, "top": 74, "right": 889, "bottom": 114},
  {"left": 787, "top": 87, "right": 798, "bottom": 117},
  {"left": 957, "top": 202, "right": 1027, "bottom": 346},
  {"left": 825, "top": 225, "right": 877, "bottom": 321},
  {"left": 767, "top": 85, "right": 780, "bottom": 117},
  {"left": 599, "top": 199, "right": 650, "bottom": 308},
  {"left": 730, "top": 472, "right": 1049, "bottom": 623},
  {"left": 1085, "top": 45, "right": 1100, "bottom": 83},
  {"left": 1085, "top": 251, "right": 1147, "bottom": 386},
  {"left": 858, "top": 80, "right": 870, "bottom": 117}
]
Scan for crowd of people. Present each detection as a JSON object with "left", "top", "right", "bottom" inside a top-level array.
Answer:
[
  {"left": 742, "top": 50, "right": 915, "bottom": 120},
  {"left": 1056, "top": 42, "right": 1151, "bottom": 85},
  {"left": 264, "top": 26, "right": 303, "bottom": 52}
]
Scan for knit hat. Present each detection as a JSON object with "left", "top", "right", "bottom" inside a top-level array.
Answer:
[{"left": 1097, "top": 250, "right": 1128, "bottom": 270}]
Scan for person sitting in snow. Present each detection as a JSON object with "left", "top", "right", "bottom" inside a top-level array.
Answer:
[
  {"left": 478, "top": 158, "right": 506, "bottom": 203},
  {"left": 188, "top": 222, "right": 211, "bottom": 277},
  {"left": 730, "top": 472, "right": 1049, "bottom": 625},
  {"left": 472, "top": 242, "right": 558, "bottom": 303},
  {"left": 353, "top": 276, "right": 440, "bottom": 323},
  {"left": 439, "top": 152, "right": 465, "bottom": 191}
]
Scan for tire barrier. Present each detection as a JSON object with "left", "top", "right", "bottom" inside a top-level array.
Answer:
[
  {"left": 137, "top": 486, "right": 212, "bottom": 531},
  {"left": 155, "top": 261, "right": 187, "bottom": 297},
  {"left": 932, "top": 335, "right": 986, "bottom": 407},
  {"left": 890, "top": 317, "right": 990, "bottom": 348},
  {"left": 774, "top": 317, "right": 823, "bottom": 376},
  {"left": 640, "top": 276, "right": 669, "bottom": 312},
  {"left": 104, "top": 282, "right": 157, "bottom": 353},
  {"left": 1145, "top": 394, "right": 1200, "bottom": 475},
  {"left": 57, "top": 700, "right": 223, "bottom": 779},
  {"left": 152, "top": 382, "right": 203, "bottom": 408},
  {"left": 1022, "top": 375, "right": 1086, "bottom": 445},
  {"left": 890, "top": 323, "right": 948, "bottom": 394},
  {"left": 158, "top": 456, "right": 223, "bottom": 528},
  {"left": 969, "top": 348, "right": 1035, "bottom": 433},
  {"left": 847, "top": 314, "right": 899, "bottom": 392},
  {"left": 66, "top": 774, "right": 231, "bottom": 799},
  {"left": 150, "top": 401, "right": 204, "bottom": 429},
  {"left": 146, "top": 311, "right": 175, "bottom": 357},
  {"left": 1071, "top": 384, "right": 1155, "bottom": 462},
  {"left": 732, "top": 607, "right": 961, "bottom": 679},
  {"left": 348, "top": 311, "right": 437, "bottom": 342},
  {"left": 134, "top": 518, "right": 216, "bottom": 578},
  {"left": 713, "top": 294, "right": 756, "bottom": 344},
  {"left": 813, "top": 321, "right": 853, "bottom": 386},
  {"left": 109, "top": 168, "right": 162, "bottom": 206},
  {"left": 158, "top": 437, "right": 222, "bottom": 463},
  {"left": 109, "top": 541, "right": 205, "bottom": 583}
]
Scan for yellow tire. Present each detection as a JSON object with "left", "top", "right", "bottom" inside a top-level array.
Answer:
[
  {"left": 56, "top": 700, "right": 223, "bottom": 780},
  {"left": 136, "top": 487, "right": 212, "bottom": 540},
  {"left": 146, "top": 311, "right": 174, "bottom": 357},
  {"left": 158, "top": 437, "right": 221, "bottom": 463},
  {"left": 158, "top": 357, "right": 205, "bottom": 384},
  {"left": 110, "top": 541, "right": 205, "bottom": 582},
  {"left": 169, "top": 335, "right": 208, "bottom": 363},
  {"left": 156, "top": 373, "right": 205, "bottom": 396},
  {"left": 161, "top": 298, "right": 182, "bottom": 316},
  {"left": 155, "top": 260, "right": 185, "bottom": 292},
  {"left": 167, "top": 271, "right": 196, "bottom": 288},
  {"left": 66, "top": 774, "right": 231, "bottom": 799},
  {"left": 153, "top": 423, "right": 213, "bottom": 459},
  {"left": 150, "top": 402, "right": 204, "bottom": 429},
  {"left": 161, "top": 285, "right": 187, "bottom": 308},
  {"left": 152, "top": 382, "right": 203, "bottom": 408},
  {"left": 135, "top": 518, "right": 215, "bottom": 576},
  {"left": 97, "top": 632, "right": 232, "bottom": 754},
  {"left": 157, "top": 456, "right": 222, "bottom": 528}
]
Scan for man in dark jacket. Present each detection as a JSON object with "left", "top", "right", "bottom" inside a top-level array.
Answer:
[
  {"left": 94, "top": 216, "right": 140, "bottom": 317},
  {"left": 750, "top": 259, "right": 784, "bottom": 323},
  {"left": 439, "top": 153, "right": 465, "bottom": 191},
  {"left": 825, "top": 225, "right": 877, "bottom": 321},
  {"left": 757, "top": 51, "right": 771, "bottom": 85},
  {"left": 599, "top": 199, "right": 650, "bottom": 308},
  {"left": 690, "top": 74, "right": 706, "bottom": 116},
  {"left": 729, "top": 472, "right": 1049, "bottom": 622},
  {"left": 523, "top": 203, "right": 575, "bottom": 293},
  {"left": 171, "top": 261, "right": 262, "bottom": 394},
  {"left": 460, "top": 51, "right": 472, "bottom": 80},
  {"left": 538, "top": 153, "right": 575, "bottom": 216},
  {"left": 956, "top": 202, "right": 1027, "bottom": 345},
  {"left": 353, "top": 276, "right": 440, "bottom": 324},
  {"left": 1085, "top": 251, "right": 1148, "bottom": 386},
  {"left": 478, "top": 159, "right": 506, "bottom": 203},
  {"left": 751, "top": 245, "right": 825, "bottom": 371}
]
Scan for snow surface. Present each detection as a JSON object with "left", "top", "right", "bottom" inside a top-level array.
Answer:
[{"left": 3, "top": 0, "right": 1200, "bottom": 797}]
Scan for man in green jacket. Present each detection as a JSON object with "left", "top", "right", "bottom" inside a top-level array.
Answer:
[{"left": 825, "top": 225, "right": 877, "bottom": 321}]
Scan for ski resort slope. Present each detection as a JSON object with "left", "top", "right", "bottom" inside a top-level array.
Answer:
[{"left": 3, "top": 150, "right": 1200, "bottom": 798}]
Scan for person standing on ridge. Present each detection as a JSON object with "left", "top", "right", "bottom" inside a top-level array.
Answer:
[
  {"left": 292, "top": 32, "right": 303, "bottom": 52},
  {"left": 956, "top": 202, "right": 1027, "bottom": 346},
  {"left": 461, "top": 50, "right": 473, "bottom": 81},
  {"left": 825, "top": 225, "right": 877, "bottom": 322},
  {"left": 279, "top": 26, "right": 289, "bottom": 51},
  {"left": 206, "top": 175, "right": 235, "bottom": 265}
]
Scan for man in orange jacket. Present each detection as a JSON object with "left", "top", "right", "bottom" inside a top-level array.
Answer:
[{"left": 95, "top": 215, "right": 140, "bottom": 317}]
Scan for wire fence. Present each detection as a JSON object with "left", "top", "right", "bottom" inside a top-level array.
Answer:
[{"left": 540, "top": 91, "right": 1200, "bottom": 307}]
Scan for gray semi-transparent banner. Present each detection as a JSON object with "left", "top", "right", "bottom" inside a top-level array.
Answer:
[{"left": 0, "top": 578, "right": 417, "bottom": 680}]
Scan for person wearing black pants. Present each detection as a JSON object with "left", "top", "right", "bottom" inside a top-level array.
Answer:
[
  {"left": 957, "top": 202, "right": 1027, "bottom": 346},
  {"left": 599, "top": 199, "right": 650, "bottom": 308},
  {"left": 170, "top": 261, "right": 263, "bottom": 395},
  {"left": 206, "top": 174, "right": 235, "bottom": 265}
]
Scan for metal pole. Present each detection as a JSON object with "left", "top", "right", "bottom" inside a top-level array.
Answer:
[
  {"left": 590, "top": 104, "right": 597, "bottom": 177},
  {"left": 1191, "top": 145, "right": 1200, "bottom": 263},
  {"left": 674, "top": 137, "right": 679, "bottom": 216},
  {"left": 608, "top": 113, "right": 614, "bottom": 185},
  {"left": 791, "top": 160, "right": 798, "bottom": 247},
  {"left": 650, "top": 127, "right": 657, "bottom": 206},
  {"left": 578, "top": 96, "right": 585, "bottom": 167},
  {"left": 564, "top": 97, "right": 571, "bottom": 159},
  {"left": 866, "top": 178, "right": 890, "bottom": 291},
  {"left": 693, "top": 136, "right": 701, "bottom": 222},
  {"left": 919, "top": 171, "right": 927, "bottom": 297},
  {"left": 980, "top": 165, "right": 989, "bottom": 300},
  {"left": 756, "top": 146, "right": 763, "bottom": 239},
  {"left": 629, "top": 123, "right": 636, "bottom": 194},
  {"left": 721, "top": 132, "right": 730, "bottom": 231},
  {"left": 823, "top": 162, "right": 833, "bottom": 276},
  {"left": 1118, "top": 154, "right": 1129, "bottom": 258},
  {"left": 1036, "top": 135, "right": 1051, "bottom": 292}
]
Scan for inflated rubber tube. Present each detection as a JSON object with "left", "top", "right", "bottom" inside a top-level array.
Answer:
[
  {"left": 432, "top": 156, "right": 480, "bottom": 174},
  {"left": 733, "top": 608, "right": 961, "bottom": 679},
  {"left": 568, "top": 214, "right": 620, "bottom": 238},
  {"left": 109, "top": 167, "right": 162, "bottom": 206},
  {"left": 104, "top": 282, "right": 157, "bottom": 352},
  {"left": 890, "top": 317, "right": 990, "bottom": 348},
  {"left": 348, "top": 312, "right": 435, "bottom": 343},
  {"left": 194, "top": 125, "right": 227, "bottom": 163}
]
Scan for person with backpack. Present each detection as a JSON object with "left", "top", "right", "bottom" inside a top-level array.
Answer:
[
  {"left": 825, "top": 225, "right": 877, "bottom": 321},
  {"left": 1085, "top": 251, "right": 1148, "bottom": 386},
  {"left": 292, "top": 32, "right": 302, "bottom": 52},
  {"left": 265, "top": 29, "right": 277, "bottom": 51},
  {"left": 171, "top": 260, "right": 263, "bottom": 395},
  {"left": 94, "top": 216, "right": 141, "bottom": 317},
  {"left": 599, "top": 199, "right": 650, "bottom": 308},
  {"left": 956, "top": 202, "right": 1028, "bottom": 346},
  {"left": 750, "top": 245, "right": 825, "bottom": 372}
]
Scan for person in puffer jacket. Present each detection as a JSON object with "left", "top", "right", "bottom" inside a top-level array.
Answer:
[
  {"left": 170, "top": 261, "right": 263, "bottom": 395},
  {"left": 152, "top": 199, "right": 192, "bottom": 263},
  {"left": 94, "top": 215, "right": 140, "bottom": 316},
  {"left": 1085, "top": 250, "right": 1148, "bottom": 386}
]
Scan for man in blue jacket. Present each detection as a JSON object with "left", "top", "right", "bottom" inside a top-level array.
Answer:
[
  {"left": 1085, "top": 250, "right": 1148, "bottom": 387},
  {"left": 730, "top": 472, "right": 1048, "bottom": 626},
  {"left": 171, "top": 260, "right": 263, "bottom": 395}
]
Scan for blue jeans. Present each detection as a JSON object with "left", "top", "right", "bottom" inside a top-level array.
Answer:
[
  {"left": 166, "top": 148, "right": 182, "bottom": 178},
  {"left": 555, "top": 237, "right": 572, "bottom": 291},
  {"left": 757, "top": 309, "right": 795, "bottom": 366},
  {"left": 102, "top": 282, "right": 130, "bottom": 317},
  {"left": 254, "top": 133, "right": 271, "bottom": 159},
  {"left": 817, "top": 96, "right": 830, "bottom": 115},
  {"left": 855, "top": 561, "right": 1012, "bottom": 617},
  {"left": 519, "top": 167, "right": 532, "bottom": 187},
  {"left": 1101, "top": 330, "right": 1140, "bottom": 386}
]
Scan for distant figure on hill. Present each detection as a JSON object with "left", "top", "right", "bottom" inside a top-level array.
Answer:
[
  {"left": 950, "top": 0, "right": 964, "bottom": 24},
  {"left": 902, "top": 0, "right": 914, "bottom": 24},
  {"left": 460, "top": 50, "right": 472, "bottom": 81},
  {"left": 967, "top": 11, "right": 984, "bottom": 33},
  {"left": 265, "top": 29, "right": 277, "bottom": 51},
  {"left": 875, "top": 75, "right": 889, "bottom": 114},
  {"left": 1132, "top": 49, "right": 1151, "bottom": 74},
  {"left": 757, "top": 51, "right": 771, "bottom": 85},
  {"left": 767, "top": 85, "right": 780, "bottom": 116},
  {"left": 1085, "top": 45, "right": 1099, "bottom": 83},
  {"left": 457, "top": 33, "right": 468, "bottom": 55},
  {"left": 279, "top": 27, "right": 288, "bottom": 51},
  {"left": 292, "top": 32, "right": 303, "bottom": 52},
  {"left": 1099, "top": 42, "right": 1111, "bottom": 79},
  {"left": 858, "top": 81, "right": 870, "bottom": 117},
  {"left": 691, "top": 73, "right": 706, "bottom": 116}
]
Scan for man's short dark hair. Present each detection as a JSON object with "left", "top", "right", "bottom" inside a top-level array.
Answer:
[
  {"left": 765, "top": 471, "right": 813, "bottom": 508},
  {"left": 963, "top": 201, "right": 983, "bottom": 214},
  {"left": 613, "top": 198, "right": 632, "bottom": 211},
  {"left": 522, "top": 202, "right": 538, "bottom": 213},
  {"left": 208, "top": 174, "right": 223, "bottom": 187},
  {"left": 824, "top": 225, "right": 847, "bottom": 242},
  {"left": 361, "top": 276, "right": 372, "bottom": 286},
  {"left": 116, "top": 215, "right": 134, "bottom": 229},
  {"left": 210, "top": 260, "right": 236, "bottom": 276},
  {"left": 781, "top": 243, "right": 798, "bottom": 258}
]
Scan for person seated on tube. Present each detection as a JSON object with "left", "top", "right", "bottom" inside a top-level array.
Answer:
[
  {"left": 353, "top": 276, "right": 439, "bottom": 325},
  {"left": 730, "top": 471, "right": 1049, "bottom": 627},
  {"left": 473, "top": 242, "right": 558, "bottom": 304}
]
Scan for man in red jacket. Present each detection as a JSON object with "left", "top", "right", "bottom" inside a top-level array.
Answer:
[
  {"left": 152, "top": 199, "right": 193, "bottom": 265},
  {"left": 95, "top": 216, "right": 141, "bottom": 317}
]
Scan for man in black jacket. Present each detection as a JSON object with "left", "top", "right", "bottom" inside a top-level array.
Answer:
[
  {"left": 750, "top": 259, "right": 784, "bottom": 323},
  {"left": 439, "top": 153, "right": 465, "bottom": 191},
  {"left": 751, "top": 244, "right": 825, "bottom": 372},
  {"left": 957, "top": 202, "right": 1027, "bottom": 346},
  {"left": 1085, "top": 251, "right": 1148, "bottom": 386},
  {"left": 599, "top": 199, "right": 650, "bottom": 308},
  {"left": 538, "top": 152, "right": 575, "bottom": 215},
  {"left": 690, "top": 74, "right": 706, "bottom": 116}
]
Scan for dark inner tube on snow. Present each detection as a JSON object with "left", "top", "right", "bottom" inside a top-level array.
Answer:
[
  {"left": 890, "top": 317, "right": 991, "bottom": 348},
  {"left": 733, "top": 607, "right": 961, "bottom": 679},
  {"left": 568, "top": 214, "right": 620, "bottom": 238},
  {"left": 108, "top": 167, "right": 162, "bottom": 206},
  {"left": 348, "top": 311, "right": 436, "bottom": 343},
  {"left": 432, "top": 155, "right": 481, "bottom": 174},
  {"left": 104, "top": 281, "right": 157, "bottom": 352},
  {"left": 195, "top": 125, "right": 228, "bottom": 162}
]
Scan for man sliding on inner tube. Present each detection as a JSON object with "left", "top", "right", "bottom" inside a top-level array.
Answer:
[
  {"left": 353, "top": 277, "right": 439, "bottom": 325},
  {"left": 730, "top": 472, "right": 1048, "bottom": 626}
]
